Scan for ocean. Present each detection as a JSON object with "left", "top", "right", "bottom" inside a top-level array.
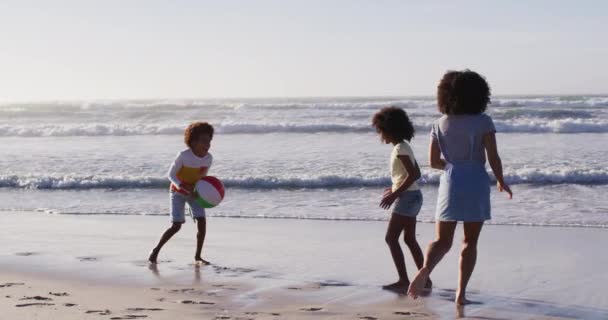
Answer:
[{"left": 1, "top": 96, "right": 607, "bottom": 227}]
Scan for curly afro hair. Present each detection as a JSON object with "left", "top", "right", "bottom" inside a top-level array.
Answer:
[
  {"left": 184, "top": 122, "right": 214, "bottom": 148},
  {"left": 372, "top": 106, "right": 415, "bottom": 142},
  {"left": 437, "top": 69, "right": 491, "bottom": 115}
]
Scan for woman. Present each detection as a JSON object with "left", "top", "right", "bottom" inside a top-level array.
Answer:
[{"left": 407, "top": 70, "right": 512, "bottom": 305}]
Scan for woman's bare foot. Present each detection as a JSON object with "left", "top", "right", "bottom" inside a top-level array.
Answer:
[
  {"left": 194, "top": 257, "right": 210, "bottom": 265},
  {"left": 455, "top": 294, "right": 472, "bottom": 305},
  {"left": 407, "top": 267, "right": 430, "bottom": 299},
  {"left": 148, "top": 249, "right": 159, "bottom": 264},
  {"left": 382, "top": 280, "right": 409, "bottom": 293},
  {"left": 425, "top": 278, "right": 433, "bottom": 289}
]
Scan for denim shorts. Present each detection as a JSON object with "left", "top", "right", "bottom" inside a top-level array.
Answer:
[
  {"left": 392, "top": 190, "right": 423, "bottom": 217},
  {"left": 170, "top": 191, "right": 206, "bottom": 223}
]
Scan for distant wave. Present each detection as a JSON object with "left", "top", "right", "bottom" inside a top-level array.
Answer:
[
  {"left": 2, "top": 96, "right": 607, "bottom": 111},
  {"left": 1, "top": 168, "right": 606, "bottom": 190},
  {"left": 494, "top": 118, "right": 608, "bottom": 133},
  {"left": 1, "top": 117, "right": 607, "bottom": 137}
]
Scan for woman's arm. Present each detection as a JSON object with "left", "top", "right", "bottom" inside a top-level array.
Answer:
[
  {"left": 429, "top": 139, "right": 447, "bottom": 170},
  {"left": 483, "top": 132, "right": 513, "bottom": 199}
]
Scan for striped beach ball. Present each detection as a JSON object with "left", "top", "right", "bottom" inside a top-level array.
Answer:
[{"left": 194, "top": 176, "right": 225, "bottom": 208}]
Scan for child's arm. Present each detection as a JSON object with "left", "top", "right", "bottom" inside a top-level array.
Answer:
[
  {"left": 380, "top": 155, "right": 421, "bottom": 209},
  {"left": 168, "top": 154, "right": 193, "bottom": 194},
  {"left": 483, "top": 132, "right": 513, "bottom": 199},
  {"left": 429, "top": 139, "right": 447, "bottom": 170}
]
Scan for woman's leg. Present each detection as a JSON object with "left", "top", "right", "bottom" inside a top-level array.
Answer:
[
  {"left": 402, "top": 217, "right": 432, "bottom": 288},
  {"left": 383, "top": 213, "right": 409, "bottom": 290},
  {"left": 456, "top": 222, "right": 484, "bottom": 305},
  {"left": 407, "top": 221, "right": 457, "bottom": 298}
]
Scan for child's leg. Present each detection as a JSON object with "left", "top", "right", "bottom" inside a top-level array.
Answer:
[
  {"left": 408, "top": 221, "right": 457, "bottom": 298},
  {"left": 149, "top": 192, "right": 186, "bottom": 263},
  {"left": 402, "top": 217, "right": 432, "bottom": 288},
  {"left": 383, "top": 213, "right": 409, "bottom": 291},
  {"left": 149, "top": 222, "right": 182, "bottom": 263},
  {"left": 456, "top": 222, "right": 483, "bottom": 305},
  {"left": 194, "top": 217, "right": 210, "bottom": 265}
]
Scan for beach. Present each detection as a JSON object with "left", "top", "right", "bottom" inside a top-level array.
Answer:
[
  {"left": 2, "top": 211, "right": 607, "bottom": 319},
  {"left": 1, "top": 96, "right": 607, "bottom": 319}
]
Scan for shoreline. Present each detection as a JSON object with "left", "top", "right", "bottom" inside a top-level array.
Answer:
[
  {"left": 2, "top": 211, "right": 607, "bottom": 319},
  {"left": 2, "top": 208, "right": 607, "bottom": 229}
]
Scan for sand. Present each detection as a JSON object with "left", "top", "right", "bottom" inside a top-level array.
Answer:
[{"left": 1, "top": 210, "right": 607, "bottom": 319}]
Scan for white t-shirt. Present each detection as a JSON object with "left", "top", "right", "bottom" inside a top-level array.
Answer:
[
  {"left": 390, "top": 141, "right": 420, "bottom": 192},
  {"left": 168, "top": 149, "right": 213, "bottom": 192}
]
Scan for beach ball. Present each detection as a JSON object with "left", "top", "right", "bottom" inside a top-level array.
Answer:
[{"left": 194, "top": 176, "right": 225, "bottom": 208}]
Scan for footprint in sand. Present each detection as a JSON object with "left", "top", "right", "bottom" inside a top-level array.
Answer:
[
  {"left": 15, "top": 252, "right": 38, "bottom": 256},
  {"left": 126, "top": 307, "right": 164, "bottom": 311},
  {"left": 111, "top": 316, "right": 148, "bottom": 320},
  {"left": 214, "top": 316, "right": 231, "bottom": 320},
  {"left": 359, "top": 316, "right": 378, "bottom": 320},
  {"left": 16, "top": 302, "right": 55, "bottom": 307},
  {"left": 179, "top": 300, "right": 215, "bottom": 305},
  {"left": 20, "top": 296, "right": 53, "bottom": 301},
  {"left": 86, "top": 309, "right": 112, "bottom": 315},
  {"left": 49, "top": 292, "right": 69, "bottom": 296},
  {"left": 317, "top": 280, "right": 351, "bottom": 287},
  {"left": 300, "top": 307, "right": 323, "bottom": 312},
  {"left": 394, "top": 311, "right": 429, "bottom": 317},
  {"left": 64, "top": 303, "right": 77, "bottom": 307},
  {"left": 0, "top": 282, "right": 25, "bottom": 288},
  {"left": 77, "top": 256, "right": 99, "bottom": 262}
]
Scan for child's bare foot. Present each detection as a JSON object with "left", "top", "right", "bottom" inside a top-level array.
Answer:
[
  {"left": 194, "top": 257, "right": 210, "bottom": 265},
  {"left": 148, "top": 249, "right": 159, "bottom": 264},
  {"left": 382, "top": 280, "right": 409, "bottom": 293},
  {"left": 407, "top": 267, "right": 430, "bottom": 299}
]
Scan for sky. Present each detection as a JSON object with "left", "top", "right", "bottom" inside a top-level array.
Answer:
[{"left": 0, "top": 0, "right": 607, "bottom": 101}]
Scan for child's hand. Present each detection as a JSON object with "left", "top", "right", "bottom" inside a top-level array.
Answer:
[
  {"left": 383, "top": 187, "right": 392, "bottom": 196},
  {"left": 497, "top": 181, "right": 513, "bottom": 199},
  {"left": 380, "top": 191, "right": 398, "bottom": 210},
  {"left": 180, "top": 183, "right": 194, "bottom": 195}
]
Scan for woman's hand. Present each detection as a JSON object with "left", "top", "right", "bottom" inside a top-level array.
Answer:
[
  {"left": 497, "top": 181, "right": 513, "bottom": 199},
  {"left": 380, "top": 191, "right": 399, "bottom": 210}
]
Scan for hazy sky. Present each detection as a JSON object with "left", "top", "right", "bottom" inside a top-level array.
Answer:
[{"left": 1, "top": 0, "right": 607, "bottom": 101}]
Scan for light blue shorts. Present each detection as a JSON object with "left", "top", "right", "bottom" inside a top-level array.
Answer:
[
  {"left": 170, "top": 191, "right": 206, "bottom": 223},
  {"left": 392, "top": 190, "right": 423, "bottom": 217}
]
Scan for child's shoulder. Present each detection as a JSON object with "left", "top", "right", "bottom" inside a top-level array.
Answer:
[
  {"left": 174, "top": 148, "right": 192, "bottom": 158},
  {"left": 395, "top": 140, "right": 414, "bottom": 155}
]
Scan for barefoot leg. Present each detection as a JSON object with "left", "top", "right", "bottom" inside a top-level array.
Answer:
[
  {"left": 403, "top": 217, "right": 433, "bottom": 288},
  {"left": 384, "top": 214, "right": 409, "bottom": 289},
  {"left": 408, "top": 221, "right": 456, "bottom": 298},
  {"left": 456, "top": 222, "right": 483, "bottom": 304},
  {"left": 194, "top": 218, "right": 209, "bottom": 264},
  {"left": 149, "top": 223, "right": 182, "bottom": 263}
]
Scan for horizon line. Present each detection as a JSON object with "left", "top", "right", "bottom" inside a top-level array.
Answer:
[{"left": 2, "top": 93, "right": 608, "bottom": 104}]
